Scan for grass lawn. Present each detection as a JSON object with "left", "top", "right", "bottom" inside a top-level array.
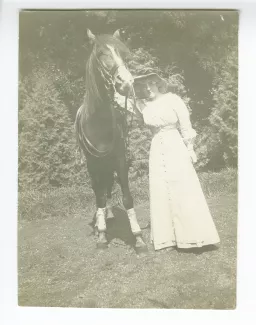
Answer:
[{"left": 18, "top": 170, "right": 237, "bottom": 309}]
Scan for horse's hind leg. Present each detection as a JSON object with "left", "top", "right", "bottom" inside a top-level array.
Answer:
[{"left": 115, "top": 154, "right": 147, "bottom": 253}]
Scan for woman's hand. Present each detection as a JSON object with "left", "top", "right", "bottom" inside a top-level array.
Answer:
[
  {"left": 186, "top": 142, "right": 197, "bottom": 164},
  {"left": 188, "top": 148, "right": 198, "bottom": 164},
  {"left": 136, "top": 99, "right": 147, "bottom": 113}
]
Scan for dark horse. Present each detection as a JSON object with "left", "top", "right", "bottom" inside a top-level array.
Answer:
[{"left": 75, "top": 29, "right": 147, "bottom": 252}]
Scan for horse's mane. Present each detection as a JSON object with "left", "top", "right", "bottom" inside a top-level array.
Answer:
[{"left": 82, "top": 34, "right": 130, "bottom": 119}]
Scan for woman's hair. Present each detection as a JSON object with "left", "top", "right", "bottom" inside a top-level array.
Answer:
[
  {"left": 153, "top": 80, "right": 167, "bottom": 94},
  {"left": 158, "top": 83, "right": 167, "bottom": 94}
]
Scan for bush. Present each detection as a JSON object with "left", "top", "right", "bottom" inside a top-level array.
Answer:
[
  {"left": 209, "top": 46, "right": 238, "bottom": 167},
  {"left": 19, "top": 11, "right": 238, "bottom": 182},
  {"left": 19, "top": 65, "right": 88, "bottom": 191},
  {"left": 18, "top": 14, "right": 238, "bottom": 189},
  {"left": 193, "top": 45, "right": 238, "bottom": 171}
]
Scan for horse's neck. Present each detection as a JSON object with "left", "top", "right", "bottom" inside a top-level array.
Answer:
[
  {"left": 98, "top": 72, "right": 115, "bottom": 102},
  {"left": 95, "top": 76, "right": 115, "bottom": 113},
  {"left": 83, "top": 66, "right": 116, "bottom": 119}
]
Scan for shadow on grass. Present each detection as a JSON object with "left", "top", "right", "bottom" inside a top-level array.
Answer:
[
  {"left": 88, "top": 207, "right": 219, "bottom": 256},
  {"left": 175, "top": 244, "right": 219, "bottom": 255},
  {"left": 106, "top": 206, "right": 136, "bottom": 247},
  {"left": 88, "top": 206, "right": 136, "bottom": 247}
]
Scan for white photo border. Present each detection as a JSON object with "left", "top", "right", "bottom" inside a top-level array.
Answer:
[{"left": 1, "top": 0, "right": 256, "bottom": 324}]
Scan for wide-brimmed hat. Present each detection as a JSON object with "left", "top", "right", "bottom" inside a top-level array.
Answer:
[
  {"left": 134, "top": 73, "right": 167, "bottom": 87},
  {"left": 133, "top": 73, "right": 168, "bottom": 98}
]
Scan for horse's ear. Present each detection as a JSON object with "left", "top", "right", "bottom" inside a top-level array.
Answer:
[
  {"left": 113, "top": 29, "right": 121, "bottom": 40},
  {"left": 87, "top": 29, "right": 96, "bottom": 43}
]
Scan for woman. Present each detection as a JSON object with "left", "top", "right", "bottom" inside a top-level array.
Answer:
[{"left": 133, "top": 73, "right": 220, "bottom": 251}]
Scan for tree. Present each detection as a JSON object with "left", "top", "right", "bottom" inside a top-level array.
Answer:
[
  {"left": 18, "top": 9, "right": 239, "bottom": 189},
  {"left": 208, "top": 46, "right": 238, "bottom": 167},
  {"left": 19, "top": 65, "right": 88, "bottom": 190}
]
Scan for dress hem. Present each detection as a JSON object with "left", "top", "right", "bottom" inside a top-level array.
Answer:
[{"left": 153, "top": 239, "right": 220, "bottom": 251}]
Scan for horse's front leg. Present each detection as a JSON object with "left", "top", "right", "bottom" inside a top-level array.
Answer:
[
  {"left": 93, "top": 180, "right": 108, "bottom": 249},
  {"left": 116, "top": 156, "right": 148, "bottom": 253}
]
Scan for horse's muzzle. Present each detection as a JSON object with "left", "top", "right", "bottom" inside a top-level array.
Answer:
[
  {"left": 116, "top": 81, "right": 134, "bottom": 96},
  {"left": 114, "top": 66, "right": 134, "bottom": 96}
]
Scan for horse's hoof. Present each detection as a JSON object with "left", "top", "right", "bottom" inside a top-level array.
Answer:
[
  {"left": 96, "top": 241, "right": 108, "bottom": 250},
  {"left": 135, "top": 245, "right": 148, "bottom": 254},
  {"left": 96, "top": 232, "right": 108, "bottom": 249},
  {"left": 135, "top": 243, "right": 148, "bottom": 254}
]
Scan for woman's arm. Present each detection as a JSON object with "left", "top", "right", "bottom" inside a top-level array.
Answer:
[
  {"left": 134, "top": 99, "right": 146, "bottom": 115},
  {"left": 173, "top": 94, "right": 197, "bottom": 162}
]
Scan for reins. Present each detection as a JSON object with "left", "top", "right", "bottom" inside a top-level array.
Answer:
[{"left": 123, "top": 86, "right": 137, "bottom": 161}]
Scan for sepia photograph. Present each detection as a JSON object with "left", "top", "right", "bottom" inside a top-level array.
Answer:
[{"left": 18, "top": 9, "right": 238, "bottom": 309}]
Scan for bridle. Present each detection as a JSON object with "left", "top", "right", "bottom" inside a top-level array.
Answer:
[
  {"left": 108, "top": 57, "right": 139, "bottom": 156},
  {"left": 110, "top": 64, "right": 122, "bottom": 79},
  {"left": 123, "top": 86, "right": 140, "bottom": 162}
]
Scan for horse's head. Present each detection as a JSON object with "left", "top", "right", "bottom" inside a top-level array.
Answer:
[{"left": 87, "top": 29, "right": 134, "bottom": 96}]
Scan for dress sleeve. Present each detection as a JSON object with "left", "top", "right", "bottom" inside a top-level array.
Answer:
[{"left": 172, "top": 94, "right": 197, "bottom": 145}]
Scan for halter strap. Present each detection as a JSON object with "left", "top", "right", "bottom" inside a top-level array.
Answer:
[{"left": 110, "top": 63, "right": 126, "bottom": 79}]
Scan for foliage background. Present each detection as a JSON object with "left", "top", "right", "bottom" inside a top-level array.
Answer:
[{"left": 19, "top": 10, "right": 238, "bottom": 190}]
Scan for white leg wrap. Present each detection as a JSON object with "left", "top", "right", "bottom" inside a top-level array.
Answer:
[
  {"left": 127, "top": 208, "right": 141, "bottom": 235},
  {"left": 96, "top": 208, "right": 107, "bottom": 232}
]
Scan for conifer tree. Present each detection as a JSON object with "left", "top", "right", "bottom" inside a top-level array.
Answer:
[
  {"left": 209, "top": 46, "right": 238, "bottom": 167},
  {"left": 19, "top": 65, "right": 87, "bottom": 190}
]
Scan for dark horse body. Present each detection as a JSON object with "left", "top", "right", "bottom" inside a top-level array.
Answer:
[{"left": 75, "top": 29, "right": 147, "bottom": 251}]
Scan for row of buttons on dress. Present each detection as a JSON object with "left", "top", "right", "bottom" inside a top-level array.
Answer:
[{"left": 159, "top": 134, "right": 176, "bottom": 233}]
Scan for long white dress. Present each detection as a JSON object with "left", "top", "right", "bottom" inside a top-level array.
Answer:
[{"left": 142, "top": 92, "right": 220, "bottom": 250}]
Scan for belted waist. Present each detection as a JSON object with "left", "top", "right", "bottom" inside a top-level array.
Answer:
[{"left": 154, "top": 125, "right": 177, "bottom": 134}]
